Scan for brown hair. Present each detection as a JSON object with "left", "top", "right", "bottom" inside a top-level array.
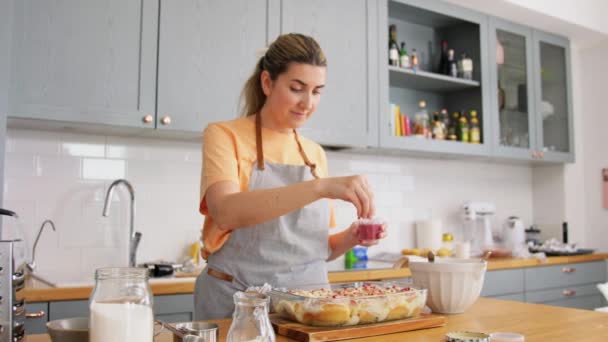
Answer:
[{"left": 240, "top": 33, "right": 327, "bottom": 117}]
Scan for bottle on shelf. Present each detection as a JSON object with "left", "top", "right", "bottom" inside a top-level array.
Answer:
[
  {"left": 459, "top": 113, "right": 470, "bottom": 143},
  {"left": 438, "top": 40, "right": 449, "bottom": 75},
  {"left": 470, "top": 110, "right": 481, "bottom": 144},
  {"left": 388, "top": 25, "right": 400, "bottom": 66},
  {"left": 448, "top": 111, "right": 460, "bottom": 141},
  {"left": 399, "top": 42, "right": 410, "bottom": 69},
  {"left": 413, "top": 100, "right": 430, "bottom": 138},
  {"left": 440, "top": 108, "right": 450, "bottom": 134},
  {"left": 448, "top": 49, "right": 457, "bottom": 78},
  {"left": 410, "top": 48, "right": 419, "bottom": 72},
  {"left": 432, "top": 121, "right": 446, "bottom": 140},
  {"left": 458, "top": 53, "right": 474, "bottom": 80}
]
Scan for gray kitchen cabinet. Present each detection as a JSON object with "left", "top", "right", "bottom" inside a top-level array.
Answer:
[
  {"left": 9, "top": 0, "right": 158, "bottom": 128},
  {"left": 49, "top": 299, "right": 89, "bottom": 321},
  {"left": 378, "top": 0, "right": 492, "bottom": 157},
  {"left": 524, "top": 261, "right": 606, "bottom": 292},
  {"left": 532, "top": 30, "right": 575, "bottom": 163},
  {"left": 25, "top": 302, "right": 49, "bottom": 335},
  {"left": 156, "top": 0, "right": 267, "bottom": 133},
  {"left": 44, "top": 294, "right": 194, "bottom": 327},
  {"left": 487, "top": 18, "right": 537, "bottom": 161},
  {"left": 481, "top": 268, "right": 524, "bottom": 298},
  {"left": 274, "top": 0, "right": 378, "bottom": 147}
]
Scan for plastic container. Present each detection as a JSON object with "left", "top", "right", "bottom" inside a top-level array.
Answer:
[
  {"left": 269, "top": 281, "right": 427, "bottom": 327},
  {"left": 357, "top": 218, "right": 384, "bottom": 241}
]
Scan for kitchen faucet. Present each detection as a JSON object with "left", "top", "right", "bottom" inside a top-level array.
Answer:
[
  {"left": 26, "top": 219, "right": 56, "bottom": 272},
  {"left": 102, "top": 179, "right": 142, "bottom": 267}
]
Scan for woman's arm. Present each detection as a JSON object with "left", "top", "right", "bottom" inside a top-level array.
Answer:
[{"left": 206, "top": 175, "right": 375, "bottom": 231}]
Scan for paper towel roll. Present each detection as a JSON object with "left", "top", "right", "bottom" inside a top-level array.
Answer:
[{"left": 415, "top": 219, "right": 442, "bottom": 251}]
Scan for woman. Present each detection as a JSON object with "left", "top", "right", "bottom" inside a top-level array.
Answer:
[{"left": 195, "top": 33, "right": 386, "bottom": 320}]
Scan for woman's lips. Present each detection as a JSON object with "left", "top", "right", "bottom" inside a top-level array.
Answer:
[{"left": 291, "top": 111, "right": 307, "bottom": 119}]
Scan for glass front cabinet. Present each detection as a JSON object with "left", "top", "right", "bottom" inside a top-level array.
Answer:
[{"left": 488, "top": 19, "right": 574, "bottom": 162}]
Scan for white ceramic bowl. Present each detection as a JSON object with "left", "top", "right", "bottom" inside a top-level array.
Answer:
[{"left": 409, "top": 258, "right": 487, "bottom": 314}]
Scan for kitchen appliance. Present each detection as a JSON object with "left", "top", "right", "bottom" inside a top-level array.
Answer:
[
  {"left": 0, "top": 208, "right": 28, "bottom": 341},
  {"left": 462, "top": 202, "right": 495, "bottom": 257},
  {"left": 502, "top": 216, "right": 526, "bottom": 256}
]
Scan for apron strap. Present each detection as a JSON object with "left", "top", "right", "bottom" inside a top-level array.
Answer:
[{"left": 254, "top": 113, "right": 320, "bottom": 179}]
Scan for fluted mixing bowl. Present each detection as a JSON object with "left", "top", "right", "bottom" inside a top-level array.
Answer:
[{"left": 409, "top": 258, "right": 487, "bottom": 314}]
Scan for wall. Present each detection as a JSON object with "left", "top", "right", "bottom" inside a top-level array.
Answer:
[
  {"left": 0, "top": 0, "right": 14, "bottom": 210},
  {"left": 4, "top": 128, "right": 534, "bottom": 279}
]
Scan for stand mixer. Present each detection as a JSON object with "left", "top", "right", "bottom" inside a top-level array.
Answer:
[{"left": 462, "top": 202, "right": 495, "bottom": 257}]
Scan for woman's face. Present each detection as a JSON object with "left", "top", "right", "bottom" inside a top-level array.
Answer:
[{"left": 261, "top": 62, "right": 326, "bottom": 132}]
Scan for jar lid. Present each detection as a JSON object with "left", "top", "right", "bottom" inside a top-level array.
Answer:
[
  {"left": 442, "top": 233, "right": 454, "bottom": 242},
  {"left": 445, "top": 331, "right": 490, "bottom": 342},
  {"left": 489, "top": 332, "right": 525, "bottom": 342}
]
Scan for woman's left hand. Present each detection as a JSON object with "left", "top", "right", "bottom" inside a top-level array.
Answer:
[{"left": 348, "top": 222, "right": 388, "bottom": 247}]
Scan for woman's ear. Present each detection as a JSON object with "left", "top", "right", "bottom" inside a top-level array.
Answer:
[{"left": 260, "top": 70, "right": 273, "bottom": 96}]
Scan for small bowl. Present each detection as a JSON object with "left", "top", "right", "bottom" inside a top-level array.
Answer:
[
  {"left": 47, "top": 317, "right": 89, "bottom": 342},
  {"left": 357, "top": 218, "right": 384, "bottom": 240},
  {"left": 409, "top": 258, "right": 487, "bottom": 314}
]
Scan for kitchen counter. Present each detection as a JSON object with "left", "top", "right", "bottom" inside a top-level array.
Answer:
[
  {"left": 27, "top": 297, "right": 608, "bottom": 341},
  {"left": 23, "top": 253, "right": 608, "bottom": 302}
]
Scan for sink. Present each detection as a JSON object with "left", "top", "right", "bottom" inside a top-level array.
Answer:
[{"left": 31, "top": 272, "right": 195, "bottom": 288}]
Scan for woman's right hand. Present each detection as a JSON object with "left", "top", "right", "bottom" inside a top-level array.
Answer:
[{"left": 316, "top": 175, "right": 375, "bottom": 218}]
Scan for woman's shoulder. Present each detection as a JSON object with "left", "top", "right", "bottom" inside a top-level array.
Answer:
[{"left": 205, "top": 116, "right": 253, "bottom": 133}]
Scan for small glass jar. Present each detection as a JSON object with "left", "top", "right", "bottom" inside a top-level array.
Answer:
[
  {"left": 227, "top": 291, "right": 275, "bottom": 342},
  {"left": 89, "top": 267, "right": 154, "bottom": 342}
]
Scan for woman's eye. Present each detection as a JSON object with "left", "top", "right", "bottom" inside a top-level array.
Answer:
[{"left": 290, "top": 87, "right": 302, "bottom": 92}]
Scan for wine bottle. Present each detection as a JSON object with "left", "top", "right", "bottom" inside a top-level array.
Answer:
[
  {"left": 399, "top": 42, "right": 410, "bottom": 68},
  {"left": 438, "top": 40, "right": 449, "bottom": 75},
  {"left": 389, "top": 25, "right": 399, "bottom": 66}
]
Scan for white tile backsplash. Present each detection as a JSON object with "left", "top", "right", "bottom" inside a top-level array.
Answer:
[{"left": 4, "top": 128, "right": 533, "bottom": 278}]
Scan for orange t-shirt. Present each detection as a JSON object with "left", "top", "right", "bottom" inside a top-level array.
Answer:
[{"left": 199, "top": 116, "right": 336, "bottom": 258}]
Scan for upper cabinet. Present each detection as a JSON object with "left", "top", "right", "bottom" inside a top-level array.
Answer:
[
  {"left": 275, "top": 0, "right": 378, "bottom": 147},
  {"left": 377, "top": 0, "right": 492, "bottom": 157},
  {"left": 488, "top": 18, "right": 536, "bottom": 160},
  {"left": 532, "top": 31, "right": 574, "bottom": 163},
  {"left": 9, "top": 0, "right": 158, "bottom": 128},
  {"left": 156, "top": 0, "right": 267, "bottom": 133}
]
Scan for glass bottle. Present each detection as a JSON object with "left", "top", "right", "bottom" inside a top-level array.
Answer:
[
  {"left": 470, "top": 110, "right": 481, "bottom": 144},
  {"left": 459, "top": 115, "right": 470, "bottom": 143},
  {"left": 438, "top": 40, "right": 449, "bottom": 75},
  {"left": 410, "top": 48, "right": 419, "bottom": 72},
  {"left": 449, "top": 111, "right": 460, "bottom": 141},
  {"left": 439, "top": 108, "right": 450, "bottom": 134},
  {"left": 388, "top": 25, "right": 399, "bottom": 66},
  {"left": 227, "top": 291, "right": 276, "bottom": 342},
  {"left": 413, "top": 100, "right": 429, "bottom": 138},
  {"left": 459, "top": 53, "right": 474, "bottom": 80},
  {"left": 89, "top": 268, "right": 154, "bottom": 342},
  {"left": 447, "top": 49, "right": 457, "bottom": 77},
  {"left": 399, "top": 42, "right": 410, "bottom": 68},
  {"left": 442, "top": 233, "right": 454, "bottom": 255}
]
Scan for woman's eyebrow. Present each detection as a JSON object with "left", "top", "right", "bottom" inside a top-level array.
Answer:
[{"left": 291, "top": 79, "right": 325, "bottom": 89}]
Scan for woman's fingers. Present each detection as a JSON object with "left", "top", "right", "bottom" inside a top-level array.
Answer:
[
  {"left": 346, "top": 191, "right": 362, "bottom": 218},
  {"left": 354, "top": 185, "right": 370, "bottom": 218}
]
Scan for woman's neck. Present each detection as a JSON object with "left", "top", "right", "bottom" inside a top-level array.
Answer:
[{"left": 258, "top": 106, "right": 292, "bottom": 134}]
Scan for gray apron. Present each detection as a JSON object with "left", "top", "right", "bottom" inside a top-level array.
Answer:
[{"left": 194, "top": 115, "right": 330, "bottom": 320}]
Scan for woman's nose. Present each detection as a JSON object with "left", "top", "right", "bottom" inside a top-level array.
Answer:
[{"left": 299, "top": 93, "right": 313, "bottom": 110}]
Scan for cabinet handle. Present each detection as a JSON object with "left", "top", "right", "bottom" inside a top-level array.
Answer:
[
  {"left": 142, "top": 115, "right": 154, "bottom": 124},
  {"left": 160, "top": 116, "right": 172, "bottom": 125},
  {"left": 562, "top": 289, "right": 576, "bottom": 297},
  {"left": 562, "top": 267, "right": 576, "bottom": 273},
  {"left": 26, "top": 311, "right": 46, "bottom": 319}
]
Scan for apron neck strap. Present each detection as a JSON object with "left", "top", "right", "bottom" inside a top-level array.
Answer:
[{"left": 255, "top": 113, "right": 320, "bottom": 179}]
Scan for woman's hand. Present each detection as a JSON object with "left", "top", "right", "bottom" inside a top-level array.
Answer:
[{"left": 315, "top": 175, "right": 375, "bottom": 218}]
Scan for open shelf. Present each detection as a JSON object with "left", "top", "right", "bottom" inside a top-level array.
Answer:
[{"left": 389, "top": 66, "right": 480, "bottom": 92}]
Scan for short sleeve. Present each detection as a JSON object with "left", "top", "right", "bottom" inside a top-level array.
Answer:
[{"left": 199, "top": 124, "right": 239, "bottom": 214}]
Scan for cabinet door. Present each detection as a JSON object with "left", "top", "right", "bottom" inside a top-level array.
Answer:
[
  {"left": 532, "top": 31, "right": 574, "bottom": 163},
  {"left": 488, "top": 18, "right": 536, "bottom": 160},
  {"left": 157, "top": 0, "right": 267, "bottom": 132},
  {"left": 25, "top": 302, "right": 49, "bottom": 335},
  {"left": 153, "top": 294, "right": 194, "bottom": 323},
  {"left": 277, "top": 0, "right": 377, "bottom": 147},
  {"left": 49, "top": 300, "right": 89, "bottom": 320},
  {"left": 9, "top": 0, "right": 158, "bottom": 128}
]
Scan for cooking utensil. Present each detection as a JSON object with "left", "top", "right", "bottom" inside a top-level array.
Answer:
[
  {"left": 46, "top": 317, "right": 89, "bottom": 342},
  {"left": 173, "top": 322, "right": 219, "bottom": 342}
]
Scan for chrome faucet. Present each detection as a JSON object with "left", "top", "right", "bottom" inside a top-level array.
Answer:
[
  {"left": 27, "top": 219, "right": 56, "bottom": 272},
  {"left": 102, "top": 179, "right": 142, "bottom": 267}
]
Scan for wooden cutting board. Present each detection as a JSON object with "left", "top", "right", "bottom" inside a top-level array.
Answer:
[{"left": 270, "top": 314, "right": 446, "bottom": 342}]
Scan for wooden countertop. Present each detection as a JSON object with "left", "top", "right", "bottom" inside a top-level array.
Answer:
[
  {"left": 23, "top": 253, "right": 608, "bottom": 302},
  {"left": 27, "top": 297, "right": 608, "bottom": 341}
]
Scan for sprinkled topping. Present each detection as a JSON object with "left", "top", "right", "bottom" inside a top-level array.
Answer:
[{"left": 288, "top": 283, "right": 413, "bottom": 298}]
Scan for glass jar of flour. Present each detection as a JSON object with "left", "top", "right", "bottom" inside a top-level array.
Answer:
[{"left": 89, "top": 267, "right": 155, "bottom": 342}]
